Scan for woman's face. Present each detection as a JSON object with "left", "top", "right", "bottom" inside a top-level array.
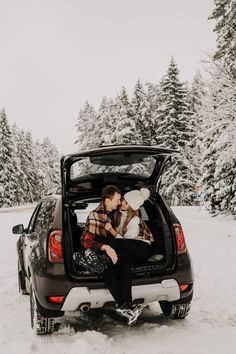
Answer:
[{"left": 120, "top": 198, "right": 129, "bottom": 211}]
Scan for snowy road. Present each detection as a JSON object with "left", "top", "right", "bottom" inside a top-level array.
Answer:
[{"left": 0, "top": 207, "right": 235, "bottom": 354}]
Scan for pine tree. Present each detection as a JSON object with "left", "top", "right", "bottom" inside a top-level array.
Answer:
[
  {"left": 114, "top": 87, "right": 137, "bottom": 144},
  {"left": 190, "top": 70, "right": 206, "bottom": 114},
  {"left": 16, "top": 130, "right": 37, "bottom": 203},
  {"left": 155, "top": 57, "right": 196, "bottom": 205},
  {"left": 197, "top": 0, "right": 236, "bottom": 215},
  {"left": 199, "top": 67, "right": 236, "bottom": 214},
  {"left": 131, "top": 80, "right": 152, "bottom": 145},
  {"left": 34, "top": 140, "right": 47, "bottom": 200},
  {"left": 209, "top": 0, "right": 236, "bottom": 78},
  {"left": 97, "top": 97, "right": 113, "bottom": 146},
  {"left": 40, "top": 137, "right": 60, "bottom": 196},
  {"left": 11, "top": 123, "right": 25, "bottom": 204},
  {"left": 146, "top": 82, "right": 161, "bottom": 145},
  {"left": 75, "top": 101, "right": 98, "bottom": 151},
  {"left": 0, "top": 110, "right": 18, "bottom": 207}
]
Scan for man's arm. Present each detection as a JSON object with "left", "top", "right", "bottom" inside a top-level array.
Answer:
[{"left": 82, "top": 232, "right": 103, "bottom": 251}]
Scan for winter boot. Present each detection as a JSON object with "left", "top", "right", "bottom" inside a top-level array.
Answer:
[
  {"left": 84, "top": 249, "right": 105, "bottom": 273},
  {"left": 73, "top": 252, "right": 95, "bottom": 272}
]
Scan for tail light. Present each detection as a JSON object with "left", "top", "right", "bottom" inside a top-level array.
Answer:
[
  {"left": 48, "top": 296, "right": 65, "bottom": 303},
  {"left": 48, "top": 230, "right": 63, "bottom": 263},
  {"left": 179, "top": 284, "right": 189, "bottom": 292},
  {"left": 173, "top": 224, "right": 187, "bottom": 254}
]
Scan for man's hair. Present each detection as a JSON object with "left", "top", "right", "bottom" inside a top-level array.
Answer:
[{"left": 101, "top": 185, "right": 121, "bottom": 201}]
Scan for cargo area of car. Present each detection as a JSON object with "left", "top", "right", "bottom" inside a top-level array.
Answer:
[{"left": 66, "top": 194, "right": 176, "bottom": 279}]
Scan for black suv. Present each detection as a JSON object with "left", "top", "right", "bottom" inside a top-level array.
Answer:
[{"left": 12, "top": 145, "right": 194, "bottom": 335}]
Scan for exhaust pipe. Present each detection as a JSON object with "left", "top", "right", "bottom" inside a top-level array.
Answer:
[{"left": 79, "top": 303, "right": 91, "bottom": 313}]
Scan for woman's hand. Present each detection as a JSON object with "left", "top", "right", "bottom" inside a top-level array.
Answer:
[
  {"left": 105, "top": 222, "right": 112, "bottom": 231},
  {"left": 105, "top": 223, "right": 118, "bottom": 237},
  {"left": 101, "top": 245, "right": 118, "bottom": 265}
]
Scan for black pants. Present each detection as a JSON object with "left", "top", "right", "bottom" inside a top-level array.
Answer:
[
  {"left": 103, "top": 259, "right": 132, "bottom": 306},
  {"left": 110, "top": 238, "right": 152, "bottom": 264},
  {"left": 96, "top": 236, "right": 152, "bottom": 264},
  {"left": 96, "top": 236, "right": 152, "bottom": 306}
]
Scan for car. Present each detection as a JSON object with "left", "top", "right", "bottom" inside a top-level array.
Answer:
[{"left": 12, "top": 145, "right": 194, "bottom": 335}]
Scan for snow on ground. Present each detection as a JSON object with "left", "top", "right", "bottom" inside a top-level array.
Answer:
[{"left": 0, "top": 206, "right": 235, "bottom": 354}]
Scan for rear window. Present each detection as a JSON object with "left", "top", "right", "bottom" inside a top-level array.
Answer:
[{"left": 70, "top": 155, "right": 156, "bottom": 180}]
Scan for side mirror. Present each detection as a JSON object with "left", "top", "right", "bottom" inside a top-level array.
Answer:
[{"left": 12, "top": 224, "right": 24, "bottom": 234}]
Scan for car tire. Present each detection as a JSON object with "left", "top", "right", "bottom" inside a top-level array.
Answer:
[
  {"left": 18, "top": 260, "right": 29, "bottom": 295},
  {"left": 30, "top": 285, "right": 55, "bottom": 335},
  {"left": 159, "top": 301, "right": 191, "bottom": 319}
]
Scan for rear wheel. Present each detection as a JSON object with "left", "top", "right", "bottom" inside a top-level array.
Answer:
[
  {"left": 30, "top": 285, "right": 55, "bottom": 335},
  {"left": 159, "top": 301, "right": 191, "bottom": 319}
]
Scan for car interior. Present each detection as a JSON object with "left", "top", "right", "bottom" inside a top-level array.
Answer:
[{"left": 68, "top": 196, "right": 173, "bottom": 274}]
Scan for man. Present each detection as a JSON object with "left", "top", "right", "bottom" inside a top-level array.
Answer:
[
  {"left": 74, "top": 185, "right": 142, "bottom": 325},
  {"left": 81, "top": 184, "right": 121, "bottom": 264}
]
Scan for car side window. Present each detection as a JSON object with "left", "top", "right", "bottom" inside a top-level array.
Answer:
[
  {"left": 140, "top": 206, "right": 149, "bottom": 221},
  {"left": 27, "top": 203, "right": 42, "bottom": 233},
  {"left": 33, "top": 199, "right": 57, "bottom": 235}
]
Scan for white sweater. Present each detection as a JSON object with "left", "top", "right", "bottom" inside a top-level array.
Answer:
[{"left": 116, "top": 211, "right": 150, "bottom": 244}]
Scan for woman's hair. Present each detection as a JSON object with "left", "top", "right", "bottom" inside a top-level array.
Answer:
[{"left": 122, "top": 205, "right": 139, "bottom": 234}]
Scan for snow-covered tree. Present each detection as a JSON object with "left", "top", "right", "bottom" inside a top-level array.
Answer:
[
  {"left": 16, "top": 130, "right": 38, "bottom": 203},
  {"left": 114, "top": 87, "right": 137, "bottom": 144},
  {"left": 190, "top": 70, "right": 206, "bottom": 114},
  {"left": 155, "top": 57, "right": 197, "bottom": 205},
  {"left": 197, "top": 0, "right": 236, "bottom": 215},
  {"left": 199, "top": 65, "right": 236, "bottom": 214},
  {"left": 145, "top": 82, "right": 161, "bottom": 145},
  {"left": 131, "top": 80, "right": 152, "bottom": 145},
  {"left": 11, "top": 124, "right": 27, "bottom": 204},
  {"left": 0, "top": 110, "right": 17, "bottom": 207},
  {"left": 209, "top": 0, "right": 236, "bottom": 78},
  {"left": 97, "top": 97, "right": 113, "bottom": 146},
  {"left": 187, "top": 71, "right": 206, "bottom": 182},
  {"left": 75, "top": 101, "right": 98, "bottom": 151},
  {"left": 37, "top": 137, "right": 60, "bottom": 197}
]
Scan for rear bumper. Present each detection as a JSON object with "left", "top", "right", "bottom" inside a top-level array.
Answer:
[{"left": 61, "top": 279, "right": 180, "bottom": 311}]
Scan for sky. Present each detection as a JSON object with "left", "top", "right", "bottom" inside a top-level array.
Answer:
[{"left": 0, "top": 0, "right": 217, "bottom": 154}]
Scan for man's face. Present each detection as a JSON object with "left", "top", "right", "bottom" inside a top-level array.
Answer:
[{"left": 105, "top": 192, "right": 121, "bottom": 211}]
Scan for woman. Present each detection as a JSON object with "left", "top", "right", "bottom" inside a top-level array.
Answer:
[
  {"left": 74, "top": 186, "right": 154, "bottom": 325},
  {"left": 101, "top": 188, "right": 154, "bottom": 324},
  {"left": 105, "top": 187, "right": 154, "bottom": 265}
]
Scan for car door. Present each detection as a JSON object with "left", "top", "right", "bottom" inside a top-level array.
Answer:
[
  {"left": 61, "top": 145, "right": 179, "bottom": 202},
  {"left": 22, "top": 203, "right": 42, "bottom": 277}
]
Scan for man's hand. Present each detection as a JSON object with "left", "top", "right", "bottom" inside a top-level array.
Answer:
[{"left": 101, "top": 245, "right": 118, "bottom": 264}]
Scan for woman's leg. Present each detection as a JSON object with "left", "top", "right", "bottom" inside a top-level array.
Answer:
[
  {"left": 111, "top": 239, "right": 152, "bottom": 264},
  {"left": 116, "top": 258, "right": 132, "bottom": 306},
  {"left": 102, "top": 259, "right": 133, "bottom": 307},
  {"left": 102, "top": 265, "right": 121, "bottom": 305}
]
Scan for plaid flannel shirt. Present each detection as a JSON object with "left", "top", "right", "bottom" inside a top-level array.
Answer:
[{"left": 81, "top": 202, "right": 114, "bottom": 250}]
